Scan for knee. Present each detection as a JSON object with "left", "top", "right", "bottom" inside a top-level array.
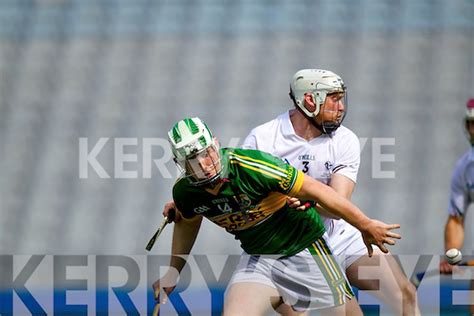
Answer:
[
  {"left": 400, "top": 280, "right": 417, "bottom": 303},
  {"left": 388, "top": 279, "right": 417, "bottom": 304}
]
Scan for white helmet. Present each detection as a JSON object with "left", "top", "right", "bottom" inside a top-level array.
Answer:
[
  {"left": 290, "top": 69, "right": 346, "bottom": 117},
  {"left": 168, "top": 117, "right": 221, "bottom": 185}
]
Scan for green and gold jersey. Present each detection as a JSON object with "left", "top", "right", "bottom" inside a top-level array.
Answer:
[{"left": 173, "top": 148, "right": 325, "bottom": 256}]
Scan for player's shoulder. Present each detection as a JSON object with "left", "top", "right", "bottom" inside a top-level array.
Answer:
[
  {"left": 226, "top": 147, "right": 276, "bottom": 161},
  {"left": 454, "top": 148, "right": 473, "bottom": 170},
  {"left": 459, "top": 148, "right": 473, "bottom": 163},
  {"left": 332, "top": 125, "right": 360, "bottom": 146},
  {"left": 247, "top": 112, "right": 288, "bottom": 138},
  {"left": 333, "top": 125, "right": 358, "bottom": 138},
  {"left": 225, "top": 147, "right": 287, "bottom": 172},
  {"left": 172, "top": 176, "right": 189, "bottom": 196}
]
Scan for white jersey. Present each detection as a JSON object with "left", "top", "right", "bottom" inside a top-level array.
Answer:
[
  {"left": 242, "top": 111, "right": 360, "bottom": 235},
  {"left": 448, "top": 147, "right": 474, "bottom": 217}
]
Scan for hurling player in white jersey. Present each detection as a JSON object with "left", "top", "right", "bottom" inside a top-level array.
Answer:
[
  {"left": 242, "top": 69, "right": 419, "bottom": 316},
  {"left": 439, "top": 98, "right": 474, "bottom": 314}
]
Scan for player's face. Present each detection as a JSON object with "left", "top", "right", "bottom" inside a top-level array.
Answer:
[
  {"left": 319, "top": 92, "right": 345, "bottom": 124},
  {"left": 185, "top": 145, "right": 221, "bottom": 182},
  {"left": 466, "top": 119, "right": 474, "bottom": 143}
]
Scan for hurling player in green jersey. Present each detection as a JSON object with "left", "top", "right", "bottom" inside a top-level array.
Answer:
[{"left": 152, "top": 117, "right": 401, "bottom": 316}]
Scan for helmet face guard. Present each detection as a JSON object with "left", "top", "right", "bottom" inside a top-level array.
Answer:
[
  {"left": 178, "top": 142, "right": 222, "bottom": 185},
  {"left": 318, "top": 92, "right": 348, "bottom": 134},
  {"left": 168, "top": 117, "right": 222, "bottom": 185}
]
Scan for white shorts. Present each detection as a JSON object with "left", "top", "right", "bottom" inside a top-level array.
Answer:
[
  {"left": 324, "top": 219, "right": 368, "bottom": 270},
  {"left": 228, "top": 236, "right": 354, "bottom": 311}
]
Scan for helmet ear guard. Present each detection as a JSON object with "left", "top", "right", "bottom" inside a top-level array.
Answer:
[
  {"left": 302, "top": 93, "right": 318, "bottom": 113},
  {"left": 289, "top": 90, "right": 321, "bottom": 117},
  {"left": 303, "top": 101, "right": 316, "bottom": 113}
]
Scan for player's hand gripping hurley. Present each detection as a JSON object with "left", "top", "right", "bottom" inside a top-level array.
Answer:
[
  {"left": 146, "top": 207, "right": 177, "bottom": 251},
  {"left": 146, "top": 216, "right": 168, "bottom": 251}
]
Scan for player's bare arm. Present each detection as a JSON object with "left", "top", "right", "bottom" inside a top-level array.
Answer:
[
  {"left": 440, "top": 215, "right": 465, "bottom": 274},
  {"left": 169, "top": 214, "right": 202, "bottom": 270},
  {"left": 444, "top": 215, "right": 465, "bottom": 251},
  {"left": 296, "top": 174, "right": 401, "bottom": 256},
  {"left": 152, "top": 215, "right": 202, "bottom": 300},
  {"left": 316, "top": 173, "right": 356, "bottom": 219},
  {"left": 329, "top": 173, "right": 355, "bottom": 199},
  {"left": 286, "top": 174, "right": 355, "bottom": 219}
]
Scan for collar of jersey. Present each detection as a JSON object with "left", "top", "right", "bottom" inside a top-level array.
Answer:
[
  {"left": 281, "top": 110, "right": 296, "bottom": 137},
  {"left": 281, "top": 110, "right": 331, "bottom": 143}
]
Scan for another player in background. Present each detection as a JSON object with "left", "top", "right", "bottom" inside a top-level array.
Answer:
[
  {"left": 152, "top": 117, "right": 401, "bottom": 315},
  {"left": 439, "top": 98, "right": 474, "bottom": 314},
  {"left": 242, "top": 69, "right": 419, "bottom": 315}
]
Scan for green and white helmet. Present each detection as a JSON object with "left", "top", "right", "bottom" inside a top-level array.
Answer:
[
  {"left": 290, "top": 69, "right": 346, "bottom": 117},
  {"left": 168, "top": 117, "right": 221, "bottom": 185}
]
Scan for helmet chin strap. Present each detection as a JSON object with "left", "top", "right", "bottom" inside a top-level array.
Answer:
[
  {"left": 317, "top": 104, "right": 347, "bottom": 134},
  {"left": 321, "top": 122, "right": 340, "bottom": 134},
  {"left": 189, "top": 172, "right": 222, "bottom": 187}
]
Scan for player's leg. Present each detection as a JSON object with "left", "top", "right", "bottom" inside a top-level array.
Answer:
[
  {"left": 225, "top": 254, "right": 286, "bottom": 315},
  {"left": 224, "top": 282, "right": 282, "bottom": 315},
  {"left": 346, "top": 249, "right": 419, "bottom": 316},
  {"left": 319, "top": 301, "right": 360, "bottom": 316},
  {"left": 340, "top": 296, "right": 363, "bottom": 315},
  {"left": 273, "top": 239, "right": 359, "bottom": 316},
  {"left": 274, "top": 302, "right": 308, "bottom": 316},
  {"left": 328, "top": 222, "right": 418, "bottom": 315},
  {"left": 275, "top": 293, "right": 361, "bottom": 316},
  {"left": 276, "top": 301, "right": 359, "bottom": 316}
]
